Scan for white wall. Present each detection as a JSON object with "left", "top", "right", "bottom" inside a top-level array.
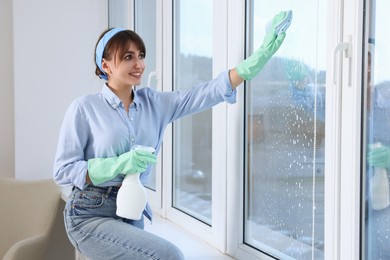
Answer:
[
  {"left": 13, "top": 0, "right": 108, "bottom": 180},
  {"left": 0, "top": 0, "right": 15, "bottom": 178}
]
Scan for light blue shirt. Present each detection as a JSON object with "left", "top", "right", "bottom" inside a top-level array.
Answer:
[{"left": 53, "top": 71, "right": 236, "bottom": 220}]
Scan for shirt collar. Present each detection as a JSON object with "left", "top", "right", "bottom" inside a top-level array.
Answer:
[{"left": 101, "top": 84, "right": 139, "bottom": 110}]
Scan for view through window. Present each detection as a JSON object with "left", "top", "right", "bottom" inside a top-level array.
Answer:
[
  {"left": 173, "top": 0, "right": 213, "bottom": 224},
  {"left": 244, "top": 1, "right": 326, "bottom": 258}
]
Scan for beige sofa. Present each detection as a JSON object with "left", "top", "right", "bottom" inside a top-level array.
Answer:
[{"left": 0, "top": 178, "right": 61, "bottom": 260}]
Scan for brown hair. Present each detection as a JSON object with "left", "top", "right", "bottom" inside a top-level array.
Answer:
[{"left": 94, "top": 29, "right": 146, "bottom": 78}]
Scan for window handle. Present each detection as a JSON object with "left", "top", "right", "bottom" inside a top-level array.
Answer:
[
  {"left": 333, "top": 36, "right": 352, "bottom": 86},
  {"left": 147, "top": 71, "right": 157, "bottom": 87}
]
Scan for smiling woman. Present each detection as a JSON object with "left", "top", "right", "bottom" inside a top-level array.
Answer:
[
  {"left": 54, "top": 28, "right": 185, "bottom": 260},
  {"left": 53, "top": 11, "right": 289, "bottom": 257},
  {"left": 94, "top": 29, "right": 147, "bottom": 110}
]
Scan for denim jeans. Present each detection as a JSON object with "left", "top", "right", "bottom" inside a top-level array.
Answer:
[{"left": 64, "top": 185, "right": 184, "bottom": 260}]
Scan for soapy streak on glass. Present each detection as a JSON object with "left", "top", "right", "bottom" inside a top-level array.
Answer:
[{"left": 244, "top": 1, "right": 326, "bottom": 259}]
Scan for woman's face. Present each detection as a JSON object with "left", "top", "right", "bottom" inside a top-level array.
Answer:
[{"left": 104, "top": 43, "right": 145, "bottom": 88}]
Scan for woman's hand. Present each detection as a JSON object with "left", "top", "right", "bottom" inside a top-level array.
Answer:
[
  {"left": 233, "top": 10, "right": 292, "bottom": 86},
  {"left": 367, "top": 144, "right": 390, "bottom": 169}
]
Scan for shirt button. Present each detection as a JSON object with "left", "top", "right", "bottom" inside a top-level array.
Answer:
[
  {"left": 130, "top": 117, "right": 134, "bottom": 121},
  {"left": 113, "top": 104, "right": 117, "bottom": 109},
  {"left": 131, "top": 137, "right": 135, "bottom": 142}
]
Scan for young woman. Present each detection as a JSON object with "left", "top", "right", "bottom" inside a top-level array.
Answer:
[{"left": 53, "top": 11, "right": 291, "bottom": 260}]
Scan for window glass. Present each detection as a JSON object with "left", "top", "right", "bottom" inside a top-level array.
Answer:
[
  {"left": 108, "top": 0, "right": 130, "bottom": 28},
  {"left": 173, "top": 0, "right": 213, "bottom": 224},
  {"left": 364, "top": 1, "right": 390, "bottom": 259},
  {"left": 244, "top": 1, "right": 326, "bottom": 258},
  {"left": 135, "top": 0, "right": 157, "bottom": 190}
]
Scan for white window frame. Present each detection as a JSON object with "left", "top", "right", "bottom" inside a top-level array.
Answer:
[
  {"left": 136, "top": 0, "right": 164, "bottom": 213},
  {"left": 110, "top": 0, "right": 367, "bottom": 258},
  {"left": 160, "top": 0, "right": 229, "bottom": 252},
  {"left": 335, "top": 0, "right": 365, "bottom": 259},
  {"left": 225, "top": 1, "right": 278, "bottom": 259},
  {"left": 226, "top": 0, "right": 365, "bottom": 259},
  {"left": 325, "top": 1, "right": 365, "bottom": 259},
  {"left": 109, "top": 0, "right": 165, "bottom": 212}
]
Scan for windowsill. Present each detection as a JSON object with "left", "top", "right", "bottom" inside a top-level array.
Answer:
[
  {"left": 61, "top": 187, "right": 233, "bottom": 260},
  {"left": 145, "top": 214, "right": 233, "bottom": 260}
]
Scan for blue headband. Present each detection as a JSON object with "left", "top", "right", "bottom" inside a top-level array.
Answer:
[{"left": 95, "top": 28, "right": 126, "bottom": 80}]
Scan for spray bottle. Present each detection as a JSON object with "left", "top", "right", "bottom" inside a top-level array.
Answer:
[
  {"left": 116, "top": 145, "right": 155, "bottom": 220},
  {"left": 370, "top": 143, "right": 390, "bottom": 210}
]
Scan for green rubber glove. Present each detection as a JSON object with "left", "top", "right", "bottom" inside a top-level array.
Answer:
[
  {"left": 236, "top": 10, "right": 292, "bottom": 80},
  {"left": 367, "top": 144, "right": 390, "bottom": 169},
  {"left": 88, "top": 149, "right": 157, "bottom": 185},
  {"left": 285, "top": 59, "right": 310, "bottom": 84}
]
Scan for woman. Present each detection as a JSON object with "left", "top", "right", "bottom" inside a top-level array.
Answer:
[{"left": 53, "top": 11, "right": 291, "bottom": 260}]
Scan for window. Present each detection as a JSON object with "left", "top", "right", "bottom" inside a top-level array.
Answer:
[
  {"left": 107, "top": 1, "right": 382, "bottom": 259},
  {"left": 107, "top": 0, "right": 160, "bottom": 192},
  {"left": 243, "top": 1, "right": 326, "bottom": 258},
  {"left": 172, "top": 0, "right": 214, "bottom": 225},
  {"left": 134, "top": 0, "right": 159, "bottom": 190},
  {"left": 363, "top": 0, "right": 390, "bottom": 259}
]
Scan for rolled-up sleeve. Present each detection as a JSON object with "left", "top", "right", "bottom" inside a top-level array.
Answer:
[{"left": 217, "top": 70, "right": 237, "bottom": 104}]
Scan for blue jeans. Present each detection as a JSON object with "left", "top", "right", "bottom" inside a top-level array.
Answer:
[{"left": 64, "top": 185, "right": 184, "bottom": 260}]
